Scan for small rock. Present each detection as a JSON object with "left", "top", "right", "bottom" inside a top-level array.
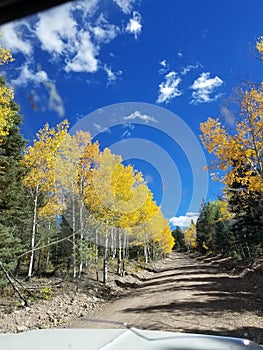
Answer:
[
  {"left": 50, "top": 318, "right": 58, "bottom": 325},
  {"left": 17, "top": 325, "right": 28, "bottom": 332}
]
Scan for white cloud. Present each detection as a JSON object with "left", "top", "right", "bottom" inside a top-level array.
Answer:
[
  {"left": 1, "top": 1, "right": 143, "bottom": 83},
  {"left": 181, "top": 62, "right": 202, "bottom": 76},
  {"left": 93, "top": 123, "right": 111, "bottom": 134},
  {"left": 159, "top": 59, "right": 169, "bottom": 74},
  {"left": 160, "top": 60, "right": 167, "bottom": 67},
  {"left": 145, "top": 174, "right": 154, "bottom": 184},
  {"left": 11, "top": 63, "right": 65, "bottom": 116},
  {"left": 35, "top": 4, "right": 101, "bottom": 73},
  {"left": 178, "top": 51, "right": 183, "bottom": 58},
  {"left": 157, "top": 71, "right": 182, "bottom": 104},
  {"left": 43, "top": 80, "right": 65, "bottom": 117},
  {"left": 90, "top": 14, "right": 120, "bottom": 44},
  {"left": 73, "top": 0, "right": 99, "bottom": 16},
  {"left": 65, "top": 31, "right": 98, "bottom": 73},
  {"left": 11, "top": 64, "right": 48, "bottom": 86},
  {"left": 190, "top": 72, "right": 223, "bottom": 104},
  {"left": 169, "top": 212, "right": 199, "bottom": 228},
  {"left": 104, "top": 65, "right": 122, "bottom": 84},
  {"left": 221, "top": 106, "right": 235, "bottom": 125},
  {"left": 35, "top": 4, "right": 77, "bottom": 55},
  {"left": 126, "top": 11, "right": 142, "bottom": 39},
  {"left": 1, "top": 22, "right": 32, "bottom": 55},
  {"left": 113, "top": 0, "right": 136, "bottom": 14},
  {"left": 124, "top": 111, "right": 157, "bottom": 123}
]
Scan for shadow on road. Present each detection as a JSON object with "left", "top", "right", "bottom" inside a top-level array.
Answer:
[
  {"left": 120, "top": 253, "right": 263, "bottom": 342},
  {"left": 76, "top": 253, "right": 263, "bottom": 344}
]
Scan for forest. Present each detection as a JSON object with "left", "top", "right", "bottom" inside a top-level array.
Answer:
[
  {"left": 0, "top": 41, "right": 174, "bottom": 288},
  {"left": 0, "top": 36, "right": 263, "bottom": 297},
  {"left": 174, "top": 39, "right": 263, "bottom": 260}
]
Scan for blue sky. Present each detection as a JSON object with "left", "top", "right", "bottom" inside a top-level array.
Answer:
[{"left": 1, "top": 0, "right": 263, "bottom": 228}]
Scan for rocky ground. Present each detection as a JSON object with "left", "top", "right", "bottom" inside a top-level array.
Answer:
[
  {"left": 0, "top": 262, "right": 150, "bottom": 333},
  {"left": 0, "top": 252, "right": 262, "bottom": 343}
]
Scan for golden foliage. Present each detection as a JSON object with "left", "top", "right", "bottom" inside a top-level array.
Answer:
[
  {"left": 217, "top": 199, "right": 234, "bottom": 221},
  {"left": 200, "top": 39, "right": 263, "bottom": 192},
  {"left": 200, "top": 97, "right": 263, "bottom": 191},
  {"left": 256, "top": 36, "right": 263, "bottom": 59},
  {"left": 0, "top": 41, "right": 15, "bottom": 142},
  {"left": 184, "top": 222, "right": 197, "bottom": 249},
  {"left": 22, "top": 120, "right": 69, "bottom": 218},
  {"left": 21, "top": 119, "right": 174, "bottom": 256}
]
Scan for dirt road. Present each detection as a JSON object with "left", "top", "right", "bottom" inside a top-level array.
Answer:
[{"left": 67, "top": 252, "right": 263, "bottom": 343}]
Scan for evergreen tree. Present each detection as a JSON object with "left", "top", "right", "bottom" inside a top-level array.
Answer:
[
  {"left": 172, "top": 226, "right": 185, "bottom": 250},
  {"left": 55, "top": 216, "right": 73, "bottom": 272},
  {"left": 196, "top": 200, "right": 231, "bottom": 255},
  {"left": 213, "top": 205, "right": 231, "bottom": 255},
  {"left": 0, "top": 76, "right": 31, "bottom": 272},
  {"left": 228, "top": 188, "right": 263, "bottom": 258},
  {"left": 196, "top": 200, "right": 208, "bottom": 253}
]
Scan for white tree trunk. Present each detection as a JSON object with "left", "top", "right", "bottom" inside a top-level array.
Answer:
[
  {"left": 28, "top": 185, "right": 39, "bottom": 278},
  {"left": 72, "top": 193, "right": 77, "bottom": 278},
  {"left": 95, "top": 229, "right": 99, "bottom": 281},
  {"left": 111, "top": 227, "right": 116, "bottom": 259},
  {"left": 117, "top": 228, "right": 122, "bottom": 275},
  {"left": 103, "top": 221, "right": 109, "bottom": 284},
  {"left": 78, "top": 199, "right": 85, "bottom": 278},
  {"left": 144, "top": 232, "right": 149, "bottom": 265}
]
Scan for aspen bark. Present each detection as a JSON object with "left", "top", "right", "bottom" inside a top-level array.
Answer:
[{"left": 28, "top": 185, "right": 39, "bottom": 278}]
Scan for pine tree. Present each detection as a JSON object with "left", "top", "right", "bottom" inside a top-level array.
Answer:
[
  {"left": 172, "top": 226, "right": 185, "bottom": 250},
  {"left": 227, "top": 186, "right": 263, "bottom": 258},
  {"left": 196, "top": 200, "right": 210, "bottom": 253},
  {"left": 0, "top": 76, "right": 31, "bottom": 273}
]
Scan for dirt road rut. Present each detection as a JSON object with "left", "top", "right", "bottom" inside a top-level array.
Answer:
[{"left": 67, "top": 253, "right": 263, "bottom": 343}]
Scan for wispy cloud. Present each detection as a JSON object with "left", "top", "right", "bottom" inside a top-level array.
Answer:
[
  {"left": 35, "top": 4, "right": 76, "bottom": 55},
  {"left": 73, "top": 0, "right": 99, "bottom": 17},
  {"left": 126, "top": 11, "right": 142, "bottom": 39},
  {"left": 11, "top": 62, "right": 65, "bottom": 116},
  {"left": 11, "top": 63, "right": 48, "bottom": 86},
  {"left": 1, "top": 0, "right": 141, "bottom": 82},
  {"left": 221, "top": 106, "right": 235, "bottom": 125},
  {"left": 169, "top": 212, "right": 199, "bottom": 227},
  {"left": 159, "top": 59, "right": 169, "bottom": 74},
  {"left": 190, "top": 72, "right": 223, "bottom": 104},
  {"left": 1, "top": 22, "right": 32, "bottom": 56},
  {"left": 145, "top": 174, "right": 154, "bottom": 184},
  {"left": 113, "top": 0, "right": 136, "bottom": 14},
  {"left": 104, "top": 65, "right": 122, "bottom": 84},
  {"left": 124, "top": 110, "right": 157, "bottom": 123},
  {"left": 93, "top": 123, "right": 111, "bottom": 134},
  {"left": 157, "top": 71, "right": 182, "bottom": 104},
  {"left": 180, "top": 62, "right": 202, "bottom": 76},
  {"left": 64, "top": 31, "right": 98, "bottom": 73},
  {"left": 43, "top": 80, "right": 65, "bottom": 117},
  {"left": 90, "top": 14, "right": 120, "bottom": 44}
]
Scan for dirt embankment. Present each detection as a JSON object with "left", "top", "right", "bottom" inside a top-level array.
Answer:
[{"left": 1, "top": 252, "right": 262, "bottom": 343}]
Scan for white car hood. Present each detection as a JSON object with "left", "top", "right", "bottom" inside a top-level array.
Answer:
[{"left": 0, "top": 328, "right": 262, "bottom": 350}]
